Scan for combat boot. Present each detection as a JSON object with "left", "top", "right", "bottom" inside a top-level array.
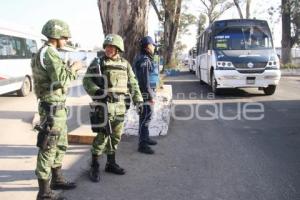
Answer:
[
  {"left": 146, "top": 138, "right": 157, "bottom": 145},
  {"left": 37, "top": 179, "right": 67, "bottom": 200},
  {"left": 50, "top": 166, "right": 76, "bottom": 190},
  {"left": 105, "top": 153, "right": 126, "bottom": 175},
  {"left": 138, "top": 143, "right": 155, "bottom": 154},
  {"left": 89, "top": 154, "right": 100, "bottom": 182}
]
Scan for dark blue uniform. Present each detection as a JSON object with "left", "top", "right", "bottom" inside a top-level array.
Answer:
[{"left": 133, "top": 53, "right": 156, "bottom": 149}]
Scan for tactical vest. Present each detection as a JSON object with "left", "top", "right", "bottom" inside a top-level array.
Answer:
[{"left": 97, "top": 57, "right": 129, "bottom": 94}]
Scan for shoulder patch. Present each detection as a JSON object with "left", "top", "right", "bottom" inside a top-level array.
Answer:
[{"left": 40, "top": 46, "right": 49, "bottom": 70}]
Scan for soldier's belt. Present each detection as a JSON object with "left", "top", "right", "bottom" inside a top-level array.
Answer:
[
  {"left": 40, "top": 101, "right": 65, "bottom": 113},
  {"left": 107, "top": 94, "right": 126, "bottom": 102}
]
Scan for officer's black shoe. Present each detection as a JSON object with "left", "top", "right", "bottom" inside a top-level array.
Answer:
[
  {"left": 105, "top": 163, "right": 126, "bottom": 175},
  {"left": 89, "top": 154, "right": 101, "bottom": 182},
  {"left": 37, "top": 179, "right": 67, "bottom": 200},
  {"left": 105, "top": 153, "right": 126, "bottom": 175},
  {"left": 138, "top": 144, "right": 155, "bottom": 154},
  {"left": 50, "top": 167, "right": 76, "bottom": 190},
  {"left": 146, "top": 138, "right": 157, "bottom": 146}
]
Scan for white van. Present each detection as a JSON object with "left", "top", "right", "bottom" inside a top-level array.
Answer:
[{"left": 0, "top": 20, "right": 43, "bottom": 96}]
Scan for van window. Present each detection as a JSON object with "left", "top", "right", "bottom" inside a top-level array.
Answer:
[
  {"left": 25, "top": 39, "right": 37, "bottom": 57},
  {"left": 0, "top": 33, "right": 37, "bottom": 59}
]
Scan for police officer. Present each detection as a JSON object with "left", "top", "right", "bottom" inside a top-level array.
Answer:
[
  {"left": 31, "top": 19, "right": 83, "bottom": 200},
  {"left": 83, "top": 34, "right": 143, "bottom": 182},
  {"left": 133, "top": 36, "right": 158, "bottom": 154}
]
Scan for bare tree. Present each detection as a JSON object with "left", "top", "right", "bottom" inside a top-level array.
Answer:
[
  {"left": 233, "top": 0, "right": 244, "bottom": 18},
  {"left": 199, "top": 0, "right": 234, "bottom": 24},
  {"left": 233, "top": 0, "right": 252, "bottom": 19},
  {"left": 246, "top": 0, "right": 251, "bottom": 18},
  {"left": 161, "top": 0, "right": 183, "bottom": 70},
  {"left": 97, "top": 0, "right": 150, "bottom": 64},
  {"left": 281, "top": 0, "right": 292, "bottom": 64}
]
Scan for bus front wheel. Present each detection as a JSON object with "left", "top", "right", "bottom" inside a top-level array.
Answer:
[
  {"left": 263, "top": 85, "right": 276, "bottom": 95},
  {"left": 211, "top": 71, "right": 221, "bottom": 95},
  {"left": 17, "top": 76, "right": 31, "bottom": 97}
]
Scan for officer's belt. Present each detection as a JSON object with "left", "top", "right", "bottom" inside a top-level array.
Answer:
[{"left": 40, "top": 101, "right": 65, "bottom": 113}]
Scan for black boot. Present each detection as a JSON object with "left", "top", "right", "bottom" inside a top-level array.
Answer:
[
  {"left": 50, "top": 166, "right": 76, "bottom": 190},
  {"left": 89, "top": 154, "right": 100, "bottom": 182},
  {"left": 138, "top": 143, "right": 155, "bottom": 154},
  {"left": 105, "top": 153, "right": 126, "bottom": 175},
  {"left": 37, "top": 179, "right": 67, "bottom": 200},
  {"left": 146, "top": 138, "right": 157, "bottom": 145}
]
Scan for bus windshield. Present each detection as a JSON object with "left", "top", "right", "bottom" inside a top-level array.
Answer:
[{"left": 213, "top": 26, "right": 273, "bottom": 50}]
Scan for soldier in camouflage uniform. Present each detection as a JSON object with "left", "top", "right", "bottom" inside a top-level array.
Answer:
[
  {"left": 31, "top": 19, "right": 83, "bottom": 200},
  {"left": 83, "top": 34, "right": 143, "bottom": 182}
]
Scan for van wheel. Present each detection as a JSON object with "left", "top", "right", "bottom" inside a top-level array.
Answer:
[
  {"left": 211, "top": 71, "right": 221, "bottom": 95},
  {"left": 263, "top": 85, "right": 276, "bottom": 95},
  {"left": 17, "top": 76, "right": 31, "bottom": 97}
]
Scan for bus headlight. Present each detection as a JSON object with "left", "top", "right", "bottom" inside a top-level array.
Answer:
[
  {"left": 266, "top": 61, "right": 280, "bottom": 70},
  {"left": 217, "top": 61, "right": 234, "bottom": 69}
]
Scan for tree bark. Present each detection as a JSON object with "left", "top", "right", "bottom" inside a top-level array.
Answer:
[
  {"left": 161, "top": 0, "right": 182, "bottom": 70},
  {"left": 246, "top": 0, "right": 251, "bottom": 19},
  {"left": 281, "top": 0, "right": 292, "bottom": 64},
  {"left": 233, "top": 0, "right": 244, "bottom": 19},
  {"left": 98, "top": 0, "right": 149, "bottom": 64}
]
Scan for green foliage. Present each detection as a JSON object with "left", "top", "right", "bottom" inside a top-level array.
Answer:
[{"left": 281, "top": 63, "right": 300, "bottom": 69}]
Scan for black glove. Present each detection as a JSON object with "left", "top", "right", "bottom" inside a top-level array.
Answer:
[
  {"left": 136, "top": 102, "right": 144, "bottom": 115},
  {"left": 94, "top": 89, "right": 106, "bottom": 100}
]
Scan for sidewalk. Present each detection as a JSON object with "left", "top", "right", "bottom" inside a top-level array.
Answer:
[{"left": 281, "top": 68, "right": 300, "bottom": 76}]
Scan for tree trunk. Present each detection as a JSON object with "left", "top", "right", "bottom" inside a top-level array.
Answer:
[
  {"left": 233, "top": 0, "right": 244, "bottom": 19},
  {"left": 281, "top": 0, "right": 292, "bottom": 64},
  {"left": 162, "top": 0, "right": 182, "bottom": 70},
  {"left": 246, "top": 0, "right": 251, "bottom": 19},
  {"left": 98, "top": 0, "right": 149, "bottom": 64}
]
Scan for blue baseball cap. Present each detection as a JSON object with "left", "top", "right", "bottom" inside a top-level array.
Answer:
[{"left": 140, "top": 36, "right": 157, "bottom": 47}]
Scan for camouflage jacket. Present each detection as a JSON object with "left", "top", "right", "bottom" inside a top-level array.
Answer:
[
  {"left": 31, "top": 43, "right": 77, "bottom": 103},
  {"left": 83, "top": 55, "right": 143, "bottom": 105}
]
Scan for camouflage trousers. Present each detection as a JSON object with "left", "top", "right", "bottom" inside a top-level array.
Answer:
[
  {"left": 91, "top": 114, "right": 125, "bottom": 156},
  {"left": 35, "top": 105, "right": 68, "bottom": 180}
]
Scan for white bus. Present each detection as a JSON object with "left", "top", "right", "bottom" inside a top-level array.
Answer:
[
  {"left": 0, "top": 21, "right": 43, "bottom": 96},
  {"left": 196, "top": 19, "right": 281, "bottom": 95}
]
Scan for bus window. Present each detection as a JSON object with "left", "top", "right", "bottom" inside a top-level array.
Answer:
[{"left": 214, "top": 26, "right": 273, "bottom": 50}]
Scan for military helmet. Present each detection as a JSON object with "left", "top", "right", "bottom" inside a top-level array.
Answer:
[
  {"left": 103, "top": 34, "right": 124, "bottom": 52},
  {"left": 42, "top": 19, "right": 71, "bottom": 39}
]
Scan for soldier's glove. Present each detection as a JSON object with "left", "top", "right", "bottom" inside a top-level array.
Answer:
[
  {"left": 94, "top": 89, "right": 107, "bottom": 101},
  {"left": 136, "top": 102, "right": 144, "bottom": 115}
]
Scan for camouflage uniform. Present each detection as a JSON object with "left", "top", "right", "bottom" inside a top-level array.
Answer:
[
  {"left": 32, "top": 19, "right": 78, "bottom": 200},
  {"left": 83, "top": 34, "right": 143, "bottom": 181}
]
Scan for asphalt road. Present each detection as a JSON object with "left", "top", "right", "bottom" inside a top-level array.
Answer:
[
  {"left": 61, "top": 72, "right": 300, "bottom": 200},
  {"left": 1, "top": 71, "right": 300, "bottom": 200}
]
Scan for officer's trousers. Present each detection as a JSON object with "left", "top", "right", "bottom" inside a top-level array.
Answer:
[
  {"left": 35, "top": 106, "right": 68, "bottom": 180},
  {"left": 138, "top": 103, "right": 153, "bottom": 145}
]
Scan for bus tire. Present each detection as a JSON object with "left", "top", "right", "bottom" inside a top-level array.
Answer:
[
  {"left": 211, "top": 71, "right": 221, "bottom": 95},
  {"left": 17, "top": 76, "right": 31, "bottom": 97},
  {"left": 263, "top": 85, "right": 276, "bottom": 95}
]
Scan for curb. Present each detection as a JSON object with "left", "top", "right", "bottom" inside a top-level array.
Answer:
[{"left": 68, "top": 133, "right": 95, "bottom": 145}]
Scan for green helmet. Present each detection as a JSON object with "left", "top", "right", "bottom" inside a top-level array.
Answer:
[
  {"left": 103, "top": 34, "right": 124, "bottom": 52},
  {"left": 42, "top": 19, "right": 71, "bottom": 39}
]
